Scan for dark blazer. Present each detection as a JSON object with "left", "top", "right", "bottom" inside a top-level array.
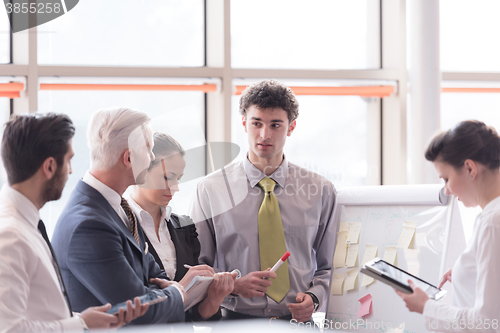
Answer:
[
  {"left": 144, "top": 214, "right": 221, "bottom": 321},
  {"left": 51, "top": 180, "right": 185, "bottom": 325},
  {"left": 145, "top": 214, "right": 200, "bottom": 282}
]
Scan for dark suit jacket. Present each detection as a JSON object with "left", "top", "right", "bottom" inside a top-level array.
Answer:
[
  {"left": 144, "top": 214, "right": 221, "bottom": 321},
  {"left": 51, "top": 180, "right": 185, "bottom": 325},
  {"left": 145, "top": 214, "right": 200, "bottom": 282}
]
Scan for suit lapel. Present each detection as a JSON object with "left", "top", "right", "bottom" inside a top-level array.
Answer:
[{"left": 75, "top": 180, "right": 143, "bottom": 253}]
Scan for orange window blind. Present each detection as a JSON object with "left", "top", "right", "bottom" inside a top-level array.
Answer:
[{"left": 0, "top": 83, "right": 24, "bottom": 98}]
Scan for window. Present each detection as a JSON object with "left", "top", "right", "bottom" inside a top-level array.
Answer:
[
  {"left": 441, "top": 92, "right": 500, "bottom": 131},
  {"left": 232, "top": 93, "right": 376, "bottom": 188},
  {"left": 231, "top": 0, "right": 380, "bottom": 70},
  {"left": 0, "top": 98, "right": 10, "bottom": 187},
  {"left": 441, "top": 0, "right": 500, "bottom": 71},
  {"left": 38, "top": 88, "right": 205, "bottom": 235},
  {"left": 38, "top": 0, "right": 204, "bottom": 67},
  {"left": 0, "top": 8, "right": 10, "bottom": 63}
]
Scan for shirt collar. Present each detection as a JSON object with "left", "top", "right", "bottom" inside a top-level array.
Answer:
[
  {"left": 243, "top": 154, "right": 288, "bottom": 189},
  {"left": 480, "top": 195, "right": 500, "bottom": 217},
  {"left": 82, "top": 171, "right": 123, "bottom": 216},
  {"left": 126, "top": 195, "right": 172, "bottom": 223},
  {"left": 0, "top": 184, "right": 40, "bottom": 228}
]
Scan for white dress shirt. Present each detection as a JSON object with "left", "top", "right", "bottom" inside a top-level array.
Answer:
[
  {"left": 0, "top": 185, "right": 83, "bottom": 333},
  {"left": 423, "top": 195, "right": 500, "bottom": 333},
  {"left": 127, "top": 197, "right": 177, "bottom": 280},
  {"left": 82, "top": 171, "right": 129, "bottom": 226}
]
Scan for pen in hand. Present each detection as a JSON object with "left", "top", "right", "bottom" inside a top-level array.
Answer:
[{"left": 270, "top": 251, "right": 291, "bottom": 273}]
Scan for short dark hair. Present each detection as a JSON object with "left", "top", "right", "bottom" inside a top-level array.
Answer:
[
  {"left": 239, "top": 79, "right": 299, "bottom": 122},
  {"left": 149, "top": 132, "right": 185, "bottom": 170},
  {"left": 1, "top": 113, "right": 75, "bottom": 185},
  {"left": 425, "top": 120, "right": 500, "bottom": 170}
]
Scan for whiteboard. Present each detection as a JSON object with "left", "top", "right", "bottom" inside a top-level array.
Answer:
[{"left": 325, "top": 185, "right": 466, "bottom": 333}]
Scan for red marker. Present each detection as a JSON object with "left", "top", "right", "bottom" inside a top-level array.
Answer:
[{"left": 270, "top": 251, "right": 291, "bottom": 273}]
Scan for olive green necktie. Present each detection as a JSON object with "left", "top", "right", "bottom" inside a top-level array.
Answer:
[{"left": 258, "top": 177, "right": 290, "bottom": 303}]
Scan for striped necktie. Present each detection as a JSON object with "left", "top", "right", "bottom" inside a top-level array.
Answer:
[{"left": 121, "top": 197, "right": 140, "bottom": 246}]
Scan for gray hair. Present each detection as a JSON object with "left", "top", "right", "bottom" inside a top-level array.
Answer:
[{"left": 87, "top": 107, "right": 151, "bottom": 170}]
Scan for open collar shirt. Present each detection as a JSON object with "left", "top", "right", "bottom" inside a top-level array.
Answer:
[{"left": 127, "top": 196, "right": 177, "bottom": 280}]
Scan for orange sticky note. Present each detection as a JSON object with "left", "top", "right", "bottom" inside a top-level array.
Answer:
[{"left": 357, "top": 294, "right": 372, "bottom": 318}]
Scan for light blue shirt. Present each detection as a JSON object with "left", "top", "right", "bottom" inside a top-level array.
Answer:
[{"left": 189, "top": 156, "right": 337, "bottom": 317}]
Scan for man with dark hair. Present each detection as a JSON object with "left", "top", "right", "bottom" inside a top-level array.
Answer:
[
  {"left": 190, "top": 79, "right": 336, "bottom": 322},
  {"left": 0, "top": 113, "right": 147, "bottom": 333}
]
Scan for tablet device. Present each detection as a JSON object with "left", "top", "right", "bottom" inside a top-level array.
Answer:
[
  {"left": 360, "top": 258, "right": 447, "bottom": 301},
  {"left": 106, "top": 292, "right": 167, "bottom": 315}
]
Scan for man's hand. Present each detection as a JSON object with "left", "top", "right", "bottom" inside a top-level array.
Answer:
[
  {"left": 150, "top": 278, "right": 187, "bottom": 301},
  {"left": 80, "top": 304, "right": 118, "bottom": 329},
  {"left": 120, "top": 296, "right": 150, "bottom": 326},
  {"left": 395, "top": 280, "right": 429, "bottom": 314},
  {"left": 232, "top": 269, "right": 276, "bottom": 298},
  {"left": 179, "top": 265, "right": 215, "bottom": 289},
  {"left": 198, "top": 271, "right": 237, "bottom": 319},
  {"left": 80, "top": 297, "right": 149, "bottom": 329},
  {"left": 149, "top": 277, "right": 174, "bottom": 289},
  {"left": 288, "top": 292, "right": 314, "bottom": 323},
  {"left": 207, "top": 271, "right": 237, "bottom": 304},
  {"left": 438, "top": 269, "right": 452, "bottom": 289}
]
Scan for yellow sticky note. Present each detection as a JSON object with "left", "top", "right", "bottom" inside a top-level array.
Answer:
[
  {"left": 397, "top": 221, "right": 417, "bottom": 249},
  {"left": 339, "top": 222, "right": 350, "bottom": 233},
  {"left": 383, "top": 246, "right": 398, "bottom": 265},
  {"left": 333, "top": 231, "right": 348, "bottom": 268},
  {"left": 346, "top": 222, "right": 362, "bottom": 244},
  {"left": 344, "top": 269, "right": 359, "bottom": 291},
  {"left": 361, "top": 274, "right": 375, "bottom": 287},
  {"left": 361, "top": 244, "right": 378, "bottom": 265},
  {"left": 345, "top": 244, "right": 359, "bottom": 267},
  {"left": 331, "top": 273, "right": 345, "bottom": 295}
]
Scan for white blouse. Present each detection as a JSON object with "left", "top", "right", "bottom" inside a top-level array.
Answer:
[
  {"left": 423, "top": 196, "right": 500, "bottom": 333},
  {"left": 127, "top": 197, "right": 177, "bottom": 280}
]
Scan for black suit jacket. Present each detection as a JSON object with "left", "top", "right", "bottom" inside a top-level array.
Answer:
[{"left": 145, "top": 214, "right": 200, "bottom": 282}]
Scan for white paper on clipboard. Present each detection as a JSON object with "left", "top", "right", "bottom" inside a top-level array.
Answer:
[{"left": 183, "top": 276, "right": 214, "bottom": 311}]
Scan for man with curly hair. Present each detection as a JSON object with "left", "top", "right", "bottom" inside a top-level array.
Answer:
[{"left": 190, "top": 79, "right": 336, "bottom": 322}]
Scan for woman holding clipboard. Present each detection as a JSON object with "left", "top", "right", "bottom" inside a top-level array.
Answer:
[
  {"left": 128, "top": 132, "right": 235, "bottom": 321},
  {"left": 397, "top": 120, "right": 500, "bottom": 332}
]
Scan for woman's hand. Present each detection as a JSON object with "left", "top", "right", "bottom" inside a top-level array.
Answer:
[
  {"left": 438, "top": 269, "right": 452, "bottom": 289},
  {"left": 395, "top": 280, "right": 429, "bottom": 314},
  {"left": 179, "top": 265, "right": 215, "bottom": 289}
]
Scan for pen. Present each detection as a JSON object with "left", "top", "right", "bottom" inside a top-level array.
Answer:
[
  {"left": 184, "top": 264, "right": 242, "bottom": 279},
  {"left": 270, "top": 251, "right": 291, "bottom": 273}
]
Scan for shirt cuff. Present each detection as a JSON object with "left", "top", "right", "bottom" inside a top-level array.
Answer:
[
  {"left": 60, "top": 316, "right": 86, "bottom": 332},
  {"left": 171, "top": 284, "right": 185, "bottom": 302},
  {"left": 422, "top": 299, "right": 436, "bottom": 318}
]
